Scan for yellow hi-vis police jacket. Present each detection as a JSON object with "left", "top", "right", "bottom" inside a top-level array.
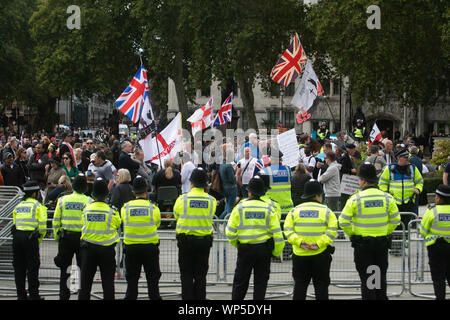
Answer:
[
  {"left": 52, "top": 192, "right": 93, "bottom": 241},
  {"left": 339, "top": 187, "right": 401, "bottom": 237},
  {"left": 80, "top": 201, "right": 121, "bottom": 246},
  {"left": 260, "top": 195, "right": 282, "bottom": 221},
  {"left": 263, "top": 164, "right": 294, "bottom": 211},
  {"left": 225, "top": 199, "right": 285, "bottom": 257},
  {"left": 378, "top": 164, "right": 423, "bottom": 205},
  {"left": 283, "top": 201, "right": 337, "bottom": 256},
  {"left": 13, "top": 198, "right": 47, "bottom": 244},
  {"left": 419, "top": 204, "right": 450, "bottom": 247},
  {"left": 173, "top": 187, "right": 217, "bottom": 237},
  {"left": 121, "top": 199, "right": 161, "bottom": 245}
]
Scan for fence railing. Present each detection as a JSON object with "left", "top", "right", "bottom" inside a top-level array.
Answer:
[{"left": 0, "top": 211, "right": 449, "bottom": 300}]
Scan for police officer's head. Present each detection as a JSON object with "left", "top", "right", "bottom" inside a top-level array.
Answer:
[
  {"left": 92, "top": 177, "right": 109, "bottom": 202},
  {"left": 321, "top": 121, "right": 327, "bottom": 128},
  {"left": 258, "top": 172, "right": 271, "bottom": 194},
  {"left": 435, "top": 184, "right": 450, "bottom": 205},
  {"left": 358, "top": 162, "right": 378, "bottom": 187},
  {"left": 395, "top": 149, "right": 409, "bottom": 166},
  {"left": 73, "top": 173, "right": 88, "bottom": 194},
  {"left": 190, "top": 167, "right": 208, "bottom": 189},
  {"left": 247, "top": 176, "right": 266, "bottom": 199},
  {"left": 22, "top": 180, "right": 40, "bottom": 200},
  {"left": 132, "top": 175, "right": 148, "bottom": 197},
  {"left": 301, "top": 180, "right": 323, "bottom": 203}
]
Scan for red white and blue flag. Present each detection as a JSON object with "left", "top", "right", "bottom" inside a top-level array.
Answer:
[
  {"left": 212, "top": 92, "right": 233, "bottom": 127},
  {"left": 270, "top": 33, "right": 307, "bottom": 87},
  {"left": 115, "top": 65, "right": 150, "bottom": 123}
]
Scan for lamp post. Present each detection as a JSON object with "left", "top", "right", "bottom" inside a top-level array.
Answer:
[{"left": 279, "top": 85, "right": 285, "bottom": 127}]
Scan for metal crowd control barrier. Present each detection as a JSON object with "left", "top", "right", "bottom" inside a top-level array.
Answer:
[
  {"left": 407, "top": 219, "right": 450, "bottom": 299},
  {"left": 0, "top": 211, "right": 420, "bottom": 300}
]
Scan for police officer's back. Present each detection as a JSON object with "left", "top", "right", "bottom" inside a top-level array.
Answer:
[
  {"left": 52, "top": 173, "right": 92, "bottom": 300},
  {"left": 339, "top": 163, "right": 400, "bottom": 300},
  {"left": 283, "top": 180, "right": 337, "bottom": 300},
  {"left": 226, "top": 176, "right": 285, "bottom": 300},
  {"left": 173, "top": 167, "right": 216, "bottom": 300},
  {"left": 419, "top": 184, "right": 450, "bottom": 300},
  {"left": 78, "top": 177, "right": 121, "bottom": 300},
  {"left": 121, "top": 176, "right": 162, "bottom": 300},
  {"left": 12, "top": 180, "right": 47, "bottom": 300}
]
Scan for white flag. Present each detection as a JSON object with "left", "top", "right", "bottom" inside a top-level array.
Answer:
[
  {"left": 139, "top": 113, "right": 182, "bottom": 168},
  {"left": 137, "top": 80, "right": 155, "bottom": 163},
  {"left": 291, "top": 60, "right": 324, "bottom": 111},
  {"left": 369, "top": 123, "right": 382, "bottom": 145},
  {"left": 186, "top": 97, "right": 213, "bottom": 137}
]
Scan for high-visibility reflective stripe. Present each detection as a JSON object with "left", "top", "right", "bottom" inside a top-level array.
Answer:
[
  {"left": 227, "top": 226, "right": 237, "bottom": 233},
  {"left": 83, "top": 229, "right": 116, "bottom": 235},
  {"left": 238, "top": 225, "right": 270, "bottom": 231},
  {"left": 61, "top": 224, "right": 83, "bottom": 229},
  {"left": 339, "top": 213, "right": 352, "bottom": 220},
  {"left": 379, "top": 177, "right": 389, "bottom": 182},
  {"left": 269, "top": 188, "right": 291, "bottom": 192},
  {"left": 176, "top": 225, "right": 212, "bottom": 231},
  {"left": 241, "top": 206, "right": 271, "bottom": 210},
  {"left": 389, "top": 220, "right": 401, "bottom": 225},
  {"left": 325, "top": 232, "right": 335, "bottom": 240},
  {"left": 388, "top": 185, "right": 414, "bottom": 189},
  {"left": 352, "top": 221, "right": 388, "bottom": 228},
  {"left": 271, "top": 228, "right": 281, "bottom": 234},
  {"left": 53, "top": 218, "right": 61, "bottom": 222},
  {"left": 284, "top": 227, "right": 294, "bottom": 231},
  {"left": 390, "top": 212, "right": 400, "bottom": 219},
  {"left": 339, "top": 222, "right": 351, "bottom": 227},
  {"left": 416, "top": 178, "right": 423, "bottom": 183},
  {"left": 227, "top": 234, "right": 238, "bottom": 240},
  {"left": 359, "top": 194, "right": 384, "bottom": 200},
  {"left": 83, "top": 234, "right": 119, "bottom": 246},
  {"left": 274, "top": 237, "right": 284, "bottom": 242},
  {"left": 126, "top": 222, "right": 157, "bottom": 227},
  {"left": 296, "top": 232, "right": 324, "bottom": 236},
  {"left": 286, "top": 233, "right": 295, "bottom": 239},
  {"left": 432, "top": 226, "right": 450, "bottom": 232},
  {"left": 328, "top": 227, "right": 338, "bottom": 231},
  {"left": 426, "top": 235, "right": 450, "bottom": 243},
  {"left": 354, "top": 213, "right": 387, "bottom": 219},
  {"left": 178, "top": 215, "right": 212, "bottom": 220},
  {"left": 238, "top": 233, "right": 270, "bottom": 240},
  {"left": 124, "top": 232, "right": 158, "bottom": 239},
  {"left": 16, "top": 218, "right": 37, "bottom": 223},
  {"left": 61, "top": 216, "right": 82, "bottom": 221},
  {"left": 325, "top": 208, "right": 331, "bottom": 226},
  {"left": 294, "top": 222, "right": 326, "bottom": 227},
  {"left": 419, "top": 224, "right": 430, "bottom": 234}
]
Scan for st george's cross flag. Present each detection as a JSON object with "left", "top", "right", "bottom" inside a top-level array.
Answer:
[
  {"left": 270, "top": 33, "right": 307, "bottom": 87},
  {"left": 114, "top": 65, "right": 150, "bottom": 123},
  {"left": 212, "top": 92, "right": 233, "bottom": 127},
  {"left": 187, "top": 97, "right": 214, "bottom": 137},
  {"left": 368, "top": 123, "right": 382, "bottom": 146}
]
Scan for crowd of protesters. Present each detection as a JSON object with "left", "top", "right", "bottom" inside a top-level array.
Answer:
[{"left": 0, "top": 125, "right": 448, "bottom": 219}]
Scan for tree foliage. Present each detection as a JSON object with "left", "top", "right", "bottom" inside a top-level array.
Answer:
[{"left": 308, "top": 0, "right": 449, "bottom": 110}]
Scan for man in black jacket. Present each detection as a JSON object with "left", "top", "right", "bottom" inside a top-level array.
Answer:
[
  {"left": 1, "top": 153, "right": 25, "bottom": 187},
  {"left": 338, "top": 143, "right": 357, "bottom": 210},
  {"left": 27, "top": 143, "right": 50, "bottom": 190},
  {"left": 119, "top": 141, "right": 140, "bottom": 183}
]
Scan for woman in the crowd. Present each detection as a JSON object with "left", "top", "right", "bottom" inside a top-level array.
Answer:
[
  {"left": 14, "top": 147, "right": 29, "bottom": 180},
  {"left": 44, "top": 156, "right": 65, "bottom": 203},
  {"left": 109, "top": 168, "right": 134, "bottom": 211},
  {"left": 291, "top": 162, "right": 311, "bottom": 207},
  {"left": 62, "top": 152, "right": 79, "bottom": 182},
  {"left": 151, "top": 159, "right": 182, "bottom": 195},
  {"left": 47, "top": 175, "right": 73, "bottom": 202}
]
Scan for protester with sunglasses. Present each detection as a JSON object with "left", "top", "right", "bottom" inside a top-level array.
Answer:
[{"left": 62, "top": 152, "right": 79, "bottom": 182}]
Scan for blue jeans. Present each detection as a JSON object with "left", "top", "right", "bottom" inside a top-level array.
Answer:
[{"left": 219, "top": 186, "right": 237, "bottom": 219}]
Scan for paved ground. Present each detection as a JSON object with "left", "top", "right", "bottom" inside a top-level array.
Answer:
[{"left": 0, "top": 205, "right": 446, "bottom": 300}]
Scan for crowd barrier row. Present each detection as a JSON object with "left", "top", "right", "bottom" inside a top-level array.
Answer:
[{"left": 0, "top": 212, "right": 449, "bottom": 300}]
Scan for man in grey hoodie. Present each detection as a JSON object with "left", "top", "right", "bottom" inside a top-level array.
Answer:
[{"left": 318, "top": 152, "right": 342, "bottom": 211}]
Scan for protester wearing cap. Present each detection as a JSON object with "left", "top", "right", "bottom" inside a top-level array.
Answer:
[
  {"left": 52, "top": 173, "right": 93, "bottom": 300},
  {"left": 12, "top": 180, "right": 48, "bottom": 300},
  {"left": 419, "top": 184, "right": 450, "bottom": 300},
  {"left": 78, "top": 177, "right": 121, "bottom": 300},
  {"left": 283, "top": 180, "right": 337, "bottom": 300},
  {"left": 339, "top": 163, "right": 400, "bottom": 300},
  {"left": 120, "top": 175, "right": 162, "bottom": 300},
  {"left": 379, "top": 148, "right": 423, "bottom": 255},
  {"left": 263, "top": 150, "right": 294, "bottom": 212},
  {"left": 226, "top": 176, "right": 284, "bottom": 300},
  {"left": 173, "top": 167, "right": 217, "bottom": 300}
]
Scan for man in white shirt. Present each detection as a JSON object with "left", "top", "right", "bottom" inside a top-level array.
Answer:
[
  {"left": 236, "top": 147, "right": 260, "bottom": 198},
  {"left": 301, "top": 145, "right": 316, "bottom": 177},
  {"left": 180, "top": 153, "right": 196, "bottom": 194}
]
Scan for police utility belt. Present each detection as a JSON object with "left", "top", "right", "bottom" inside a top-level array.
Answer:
[
  {"left": 350, "top": 235, "right": 390, "bottom": 248},
  {"left": 238, "top": 238, "right": 274, "bottom": 249},
  {"left": 58, "top": 229, "right": 81, "bottom": 239},
  {"left": 176, "top": 233, "right": 213, "bottom": 242},
  {"left": 11, "top": 225, "right": 39, "bottom": 240}
]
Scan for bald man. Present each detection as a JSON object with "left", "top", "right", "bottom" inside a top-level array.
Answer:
[{"left": 118, "top": 141, "right": 140, "bottom": 182}]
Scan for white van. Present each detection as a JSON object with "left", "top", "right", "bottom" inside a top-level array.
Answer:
[{"left": 119, "top": 124, "right": 129, "bottom": 136}]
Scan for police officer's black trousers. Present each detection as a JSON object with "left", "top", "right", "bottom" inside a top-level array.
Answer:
[
  {"left": 232, "top": 242, "right": 272, "bottom": 300},
  {"left": 427, "top": 240, "right": 450, "bottom": 300},
  {"left": 78, "top": 242, "right": 116, "bottom": 300},
  {"left": 54, "top": 232, "right": 81, "bottom": 300},
  {"left": 124, "top": 243, "right": 162, "bottom": 300},
  {"left": 177, "top": 236, "right": 212, "bottom": 300},
  {"left": 12, "top": 231, "right": 40, "bottom": 300},
  {"left": 353, "top": 241, "right": 389, "bottom": 300},
  {"left": 292, "top": 250, "right": 332, "bottom": 300}
]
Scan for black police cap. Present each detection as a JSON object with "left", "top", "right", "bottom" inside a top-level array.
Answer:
[
  {"left": 73, "top": 173, "right": 88, "bottom": 194},
  {"left": 190, "top": 167, "right": 208, "bottom": 188},
  {"left": 301, "top": 179, "right": 322, "bottom": 199},
  {"left": 247, "top": 176, "right": 266, "bottom": 197},
  {"left": 132, "top": 175, "right": 148, "bottom": 194},
  {"left": 358, "top": 162, "right": 378, "bottom": 183}
]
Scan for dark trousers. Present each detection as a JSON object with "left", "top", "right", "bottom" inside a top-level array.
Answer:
[
  {"left": 353, "top": 241, "right": 389, "bottom": 300},
  {"left": 54, "top": 232, "right": 81, "bottom": 300},
  {"left": 177, "top": 235, "right": 212, "bottom": 300},
  {"left": 427, "top": 240, "right": 450, "bottom": 300},
  {"left": 12, "top": 230, "right": 41, "bottom": 300},
  {"left": 325, "top": 197, "right": 340, "bottom": 212},
  {"left": 340, "top": 193, "right": 351, "bottom": 211},
  {"left": 292, "top": 250, "right": 332, "bottom": 300},
  {"left": 232, "top": 242, "right": 272, "bottom": 300},
  {"left": 124, "top": 243, "right": 162, "bottom": 300},
  {"left": 78, "top": 242, "right": 116, "bottom": 300}
]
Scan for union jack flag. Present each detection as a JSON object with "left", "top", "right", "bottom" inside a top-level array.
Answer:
[
  {"left": 212, "top": 92, "right": 233, "bottom": 127},
  {"left": 270, "top": 33, "right": 307, "bottom": 87},
  {"left": 114, "top": 65, "right": 150, "bottom": 123}
]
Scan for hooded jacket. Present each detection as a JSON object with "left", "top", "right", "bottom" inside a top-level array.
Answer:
[{"left": 318, "top": 161, "right": 342, "bottom": 197}]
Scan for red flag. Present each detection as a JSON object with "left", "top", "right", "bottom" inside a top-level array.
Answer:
[{"left": 368, "top": 123, "right": 382, "bottom": 145}]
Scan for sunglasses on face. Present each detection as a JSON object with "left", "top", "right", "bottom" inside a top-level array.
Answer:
[
  {"left": 87, "top": 142, "right": 93, "bottom": 145},
  {"left": 63, "top": 157, "right": 69, "bottom": 160}
]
